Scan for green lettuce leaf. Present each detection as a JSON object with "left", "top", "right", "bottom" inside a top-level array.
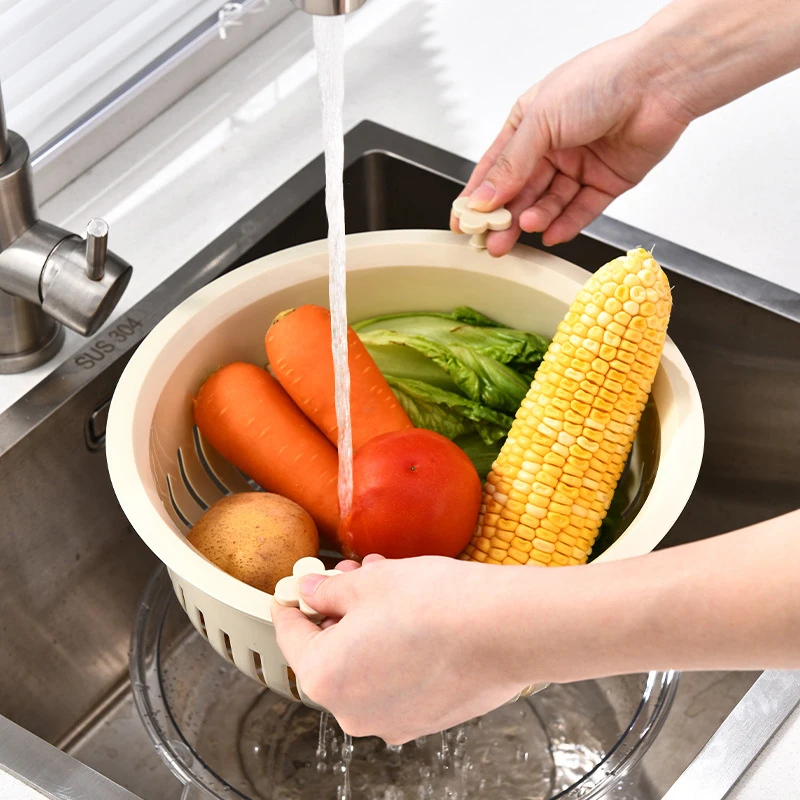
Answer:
[
  {"left": 450, "top": 306, "right": 504, "bottom": 327},
  {"left": 353, "top": 308, "right": 548, "bottom": 374},
  {"left": 448, "top": 345, "right": 529, "bottom": 414},
  {"left": 360, "top": 331, "right": 534, "bottom": 415},
  {"left": 386, "top": 377, "right": 512, "bottom": 444},
  {"left": 359, "top": 331, "right": 482, "bottom": 402},
  {"left": 364, "top": 340, "right": 460, "bottom": 392},
  {"left": 388, "top": 381, "right": 475, "bottom": 441}
]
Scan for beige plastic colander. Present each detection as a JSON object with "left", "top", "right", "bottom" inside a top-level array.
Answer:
[{"left": 106, "top": 230, "right": 704, "bottom": 708}]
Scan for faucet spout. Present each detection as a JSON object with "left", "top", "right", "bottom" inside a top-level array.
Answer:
[{"left": 290, "top": 0, "right": 368, "bottom": 15}]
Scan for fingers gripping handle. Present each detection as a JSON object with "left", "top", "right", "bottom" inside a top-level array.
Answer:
[
  {"left": 274, "top": 557, "right": 342, "bottom": 623},
  {"left": 275, "top": 557, "right": 548, "bottom": 701},
  {"left": 451, "top": 196, "right": 512, "bottom": 251}
]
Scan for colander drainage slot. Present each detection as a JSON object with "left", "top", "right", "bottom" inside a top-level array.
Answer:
[
  {"left": 193, "top": 426, "right": 233, "bottom": 496},
  {"left": 235, "top": 467, "right": 263, "bottom": 492},
  {"left": 176, "top": 585, "right": 187, "bottom": 610},
  {"left": 287, "top": 666, "right": 302, "bottom": 702},
  {"left": 166, "top": 474, "right": 192, "bottom": 529},
  {"left": 252, "top": 651, "right": 267, "bottom": 686},
  {"left": 196, "top": 609, "right": 208, "bottom": 639},
  {"left": 222, "top": 632, "right": 233, "bottom": 662},
  {"left": 177, "top": 448, "right": 209, "bottom": 511}
]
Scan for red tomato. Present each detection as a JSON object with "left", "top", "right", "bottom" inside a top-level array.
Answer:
[{"left": 338, "top": 429, "right": 482, "bottom": 560}]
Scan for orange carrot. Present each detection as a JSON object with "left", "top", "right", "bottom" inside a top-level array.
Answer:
[
  {"left": 265, "top": 304, "right": 413, "bottom": 451},
  {"left": 193, "top": 362, "right": 340, "bottom": 541}
]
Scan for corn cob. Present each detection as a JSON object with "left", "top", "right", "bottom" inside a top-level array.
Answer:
[{"left": 460, "top": 248, "right": 671, "bottom": 567}]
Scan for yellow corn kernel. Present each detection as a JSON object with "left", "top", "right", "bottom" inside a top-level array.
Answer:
[{"left": 462, "top": 248, "right": 671, "bottom": 568}]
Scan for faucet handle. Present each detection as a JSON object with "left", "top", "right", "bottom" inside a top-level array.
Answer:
[{"left": 85, "top": 218, "right": 108, "bottom": 281}]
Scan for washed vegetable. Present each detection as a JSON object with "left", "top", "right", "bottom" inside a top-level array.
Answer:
[
  {"left": 265, "top": 304, "right": 413, "bottom": 451},
  {"left": 352, "top": 307, "right": 550, "bottom": 471},
  {"left": 386, "top": 376, "right": 512, "bottom": 444},
  {"left": 193, "top": 362, "right": 340, "bottom": 541},
  {"left": 339, "top": 429, "right": 482, "bottom": 560},
  {"left": 359, "top": 331, "right": 529, "bottom": 415},
  {"left": 187, "top": 492, "right": 318, "bottom": 594},
  {"left": 352, "top": 307, "right": 549, "bottom": 378},
  {"left": 460, "top": 248, "right": 671, "bottom": 567}
]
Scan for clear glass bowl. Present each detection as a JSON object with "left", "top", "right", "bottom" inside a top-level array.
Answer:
[{"left": 130, "top": 568, "right": 678, "bottom": 800}]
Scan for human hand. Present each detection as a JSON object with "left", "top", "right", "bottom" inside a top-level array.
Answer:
[
  {"left": 451, "top": 30, "right": 693, "bottom": 256},
  {"left": 270, "top": 555, "right": 532, "bottom": 744}
]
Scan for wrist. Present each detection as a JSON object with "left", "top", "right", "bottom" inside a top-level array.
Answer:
[
  {"left": 620, "top": 22, "right": 703, "bottom": 127},
  {"left": 499, "top": 559, "right": 662, "bottom": 687},
  {"left": 631, "top": 0, "right": 800, "bottom": 122}
]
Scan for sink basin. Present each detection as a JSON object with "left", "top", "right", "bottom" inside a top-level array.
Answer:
[{"left": 0, "top": 121, "right": 796, "bottom": 798}]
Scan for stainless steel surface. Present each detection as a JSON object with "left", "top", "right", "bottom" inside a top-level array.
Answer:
[
  {"left": 0, "top": 355, "right": 158, "bottom": 743},
  {"left": 0, "top": 221, "right": 68, "bottom": 302},
  {"left": 0, "top": 80, "right": 132, "bottom": 371},
  {"left": 726, "top": 687, "right": 800, "bottom": 799},
  {"left": 0, "top": 122, "right": 798, "bottom": 797},
  {"left": 0, "top": 295, "right": 64, "bottom": 373},
  {"left": 661, "top": 671, "right": 800, "bottom": 800},
  {"left": 291, "top": 0, "right": 369, "bottom": 14},
  {"left": 29, "top": 0, "right": 292, "bottom": 203},
  {"left": 0, "top": 132, "right": 37, "bottom": 248},
  {"left": 86, "top": 219, "right": 109, "bottom": 281},
  {"left": 0, "top": 713, "right": 139, "bottom": 799},
  {"left": 0, "top": 84, "right": 9, "bottom": 166}
]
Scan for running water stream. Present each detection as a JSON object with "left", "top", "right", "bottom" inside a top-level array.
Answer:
[
  {"left": 314, "top": 14, "right": 354, "bottom": 798},
  {"left": 311, "top": 14, "right": 468, "bottom": 799},
  {"left": 314, "top": 14, "right": 353, "bottom": 522}
]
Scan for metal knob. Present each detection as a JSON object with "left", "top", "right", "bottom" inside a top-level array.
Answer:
[{"left": 85, "top": 218, "right": 108, "bottom": 281}]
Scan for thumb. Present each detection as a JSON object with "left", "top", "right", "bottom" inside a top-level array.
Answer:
[
  {"left": 300, "top": 572, "right": 355, "bottom": 618},
  {"left": 469, "top": 111, "right": 550, "bottom": 212}
]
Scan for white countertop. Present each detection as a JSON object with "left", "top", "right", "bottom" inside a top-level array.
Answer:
[
  {"left": 2, "top": 0, "right": 799, "bottom": 416},
  {"left": 730, "top": 700, "right": 800, "bottom": 799},
  {"left": 0, "top": 772, "right": 48, "bottom": 800}
]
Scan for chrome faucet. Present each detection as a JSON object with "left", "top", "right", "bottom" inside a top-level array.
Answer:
[
  {"left": 0, "top": 82, "right": 132, "bottom": 374},
  {"left": 290, "top": 0, "right": 368, "bottom": 14}
]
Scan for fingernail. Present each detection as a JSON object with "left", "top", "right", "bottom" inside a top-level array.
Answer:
[
  {"left": 300, "top": 574, "right": 327, "bottom": 596},
  {"left": 467, "top": 181, "right": 496, "bottom": 209}
]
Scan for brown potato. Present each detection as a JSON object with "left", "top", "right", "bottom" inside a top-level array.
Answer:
[{"left": 187, "top": 492, "right": 319, "bottom": 593}]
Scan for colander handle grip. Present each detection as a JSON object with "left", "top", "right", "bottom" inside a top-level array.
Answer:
[
  {"left": 451, "top": 196, "right": 512, "bottom": 251},
  {"left": 274, "top": 557, "right": 342, "bottom": 624}
]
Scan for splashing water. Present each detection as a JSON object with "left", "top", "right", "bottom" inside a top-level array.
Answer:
[
  {"left": 314, "top": 14, "right": 353, "bottom": 520},
  {"left": 317, "top": 712, "right": 331, "bottom": 773},
  {"left": 239, "top": 698, "right": 580, "bottom": 799}
]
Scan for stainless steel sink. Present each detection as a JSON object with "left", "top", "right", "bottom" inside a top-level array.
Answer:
[{"left": 1, "top": 121, "right": 798, "bottom": 798}]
